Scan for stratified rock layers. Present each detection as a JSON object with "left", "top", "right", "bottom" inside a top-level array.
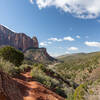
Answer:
[
  {"left": 24, "top": 48, "right": 57, "bottom": 64},
  {"left": 0, "top": 25, "right": 39, "bottom": 51}
]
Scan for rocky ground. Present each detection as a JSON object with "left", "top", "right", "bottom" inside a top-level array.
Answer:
[
  {"left": 0, "top": 70, "right": 64, "bottom": 100},
  {"left": 14, "top": 72, "right": 64, "bottom": 100}
]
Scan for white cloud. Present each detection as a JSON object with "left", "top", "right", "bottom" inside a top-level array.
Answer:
[
  {"left": 64, "top": 36, "right": 74, "bottom": 41},
  {"left": 29, "top": 0, "right": 34, "bottom": 4},
  {"left": 40, "top": 41, "right": 52, "bottom": 46},
  {"left": 47, "top": 41, "right": 52, "bottom": 44},
  {"left": 40, "top": 42, "right": 47, "bottom": 46},
  {"left": 35, "top": 0, "right": 100, "bottom": 19},
  {"left": 85, "top": 41, "right": 100, "bottom": 47},
  {"left": 48, "top": 36, "right": 74, "bottom": 42},
  {"left": 76, "top": 35, "right": 80, "bottom": 39},
  {"left": 65, "top": 51, "right": 70, "bottom": 54},
  {"left": 48, "top": 38, "right": 62, "bottom": 42},
  {"left": 68, "top": 47, "right": 78, "bottom": 51}
]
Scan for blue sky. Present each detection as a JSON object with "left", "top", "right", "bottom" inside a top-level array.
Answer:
[{"left": 0, "top": 0, "right": 100, "bottom": 56}]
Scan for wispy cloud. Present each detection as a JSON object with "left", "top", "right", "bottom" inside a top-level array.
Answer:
[
  {"left": 76, "top": 35, "right": 80, "bottom": 39},
  {"left": 85, "top": 41, "right": 100, "bottom": 47},
  {"left": 68, "top": 47, "right": 78, "bottom": 51},
  {"left": 48, "top": 36, "right": 75, "bottom": 42},
  {"left": 40, "top": 41, "right": 52, "bottom": 46},
  {"left": 34, "top": 0, "right": 100, "bottom": 19},
  {"left": 65, "top": 51, "right": 70, "bottom": 54},
  {"left": 48, "top": 38, "right": 63, "bottom": 42},
  {"left": 40, "top": 42, "right": 47, "bottom": 46},
  {"left": 64, "top": 36, "right": 74, "bottom": 41}
]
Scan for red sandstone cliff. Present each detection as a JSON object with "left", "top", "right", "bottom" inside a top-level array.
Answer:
[{"left": 0, "top": 25, "right": 39, "bottom": 51}]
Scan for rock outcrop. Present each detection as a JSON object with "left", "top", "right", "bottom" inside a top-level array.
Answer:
[
  {"left": 32, "top": 37, "right": 39, "bottom": 48},
  {"left": 0, "top": 25, "right": 39, "bottom": 51},
  {"left": 24, "top": 48, "right": 58, "bottom": 64},
  {"left": 0, "top": 70, "right": 23, "bottom": 100}
]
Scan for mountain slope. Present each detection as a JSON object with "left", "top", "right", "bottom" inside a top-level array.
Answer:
[
  {"left": 56, "top": 52, "right": 100, "bottom": 82},
  {"left": 24, "top": 48, "right": 58, "bottom": 64},
  {"left": 54, "top": 52, "right": 100, "bottom": 100}
]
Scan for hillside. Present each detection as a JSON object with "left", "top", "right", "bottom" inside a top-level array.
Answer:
[
  {"left": 0, "top": 70, "right": 64, "bottom": 100},
  {"left": 56, "top": 52, "right": 100, "bottom": 82},
  {"left": 14, "top": 71, "right": 65, "bottom": 100},
  {"left": 53, "top": 52, "right": 100, "bottom": 100},
  {"left": 1, "top": 45, "right": 100, "bottom": 100}
]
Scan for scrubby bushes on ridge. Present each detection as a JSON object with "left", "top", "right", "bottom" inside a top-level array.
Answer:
[
  {"left": 0, "top": 46, "right": 24, "bottom": 66},
  {"left": 0, "top": 58, "right": 19, "bottom": 76},
  {"left": 30, "top": 64, "right": 73, "bottom": 98}
]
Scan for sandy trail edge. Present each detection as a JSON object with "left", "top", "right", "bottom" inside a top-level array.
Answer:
[{"left": 13, "top": 72, "right": 65, "bottom": 100}]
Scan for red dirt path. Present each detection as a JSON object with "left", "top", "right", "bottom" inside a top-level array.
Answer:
[{"left": 14, "top": 72, "right": 65, "bottom": 100}]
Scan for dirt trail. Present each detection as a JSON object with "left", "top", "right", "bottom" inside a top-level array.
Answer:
[{"left": 14, "top": 72, "right": 64, "bottom": 100}]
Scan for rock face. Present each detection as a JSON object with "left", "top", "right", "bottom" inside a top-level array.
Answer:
[
  {"left": 24, "top": 48, "right": 58, "bottom": 64},
  {"left": 0, "top": 25, "right": 39, "bottom": 51},
  {"left": 0, "top": 70, "right": 23, "bottom": 100},
  {"left": 32, "top": 37, "right": 39, "bottom": 49}
]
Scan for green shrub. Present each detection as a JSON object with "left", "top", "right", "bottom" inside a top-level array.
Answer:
[
  {"left": 66, "top": 93, "right": 74, "bottom": 100},
  {"left": 88, "top": 89, "right": 94, "bottom": 95},
  {"left": 11, "top": 67, "right": 21, "bottom": 76},
  {"left": 19, "top": 64, "right": 32, "bottom": 72},
  {"left": 0, "top": 58, "right": 33, "bottom": 76},
  {"left": 30, "top": 66, "right": 68, "bottom": 98},
  {"left": 74, "top": 83, "right": 88, "bottom": 100},
  {"left": 0, "top": 46, "right": 24, "bottom": 66},
  {"left": 0, "top": 58, "right": 19, "bottom": 76}
]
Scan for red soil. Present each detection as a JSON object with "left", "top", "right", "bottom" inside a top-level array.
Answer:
[{"left": 14, "top": 72, "right": 65, "bottom": 100}]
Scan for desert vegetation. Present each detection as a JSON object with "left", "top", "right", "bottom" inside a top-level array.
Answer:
[
  {"left": 55, "top": 53, "right": 100, "bottom": 83},
  {"left": 55, "top": 53, "right": 100, "bottom": 100},
  {"left": 30, "top": 63, "right": 74, "bottom": 97},
  {"left": 0, "top": 46, "right": 24, "bottom": 66},
  {"left": 1, "top": 46, "right": 100, "bottom": 100}
]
